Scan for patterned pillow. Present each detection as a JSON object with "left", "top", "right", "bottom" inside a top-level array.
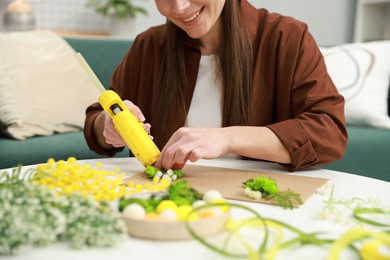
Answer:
[{"left": 320, "top": 41, "right": 390, "bottom": 129}]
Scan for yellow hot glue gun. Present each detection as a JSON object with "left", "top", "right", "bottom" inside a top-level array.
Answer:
[{"left": 76, "top": 53, "right": 160, "bottom": 167}]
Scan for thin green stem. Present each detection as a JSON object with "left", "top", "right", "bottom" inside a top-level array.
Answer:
[{"left": 353, "top": 208, "right": 390, "bottom": 228}]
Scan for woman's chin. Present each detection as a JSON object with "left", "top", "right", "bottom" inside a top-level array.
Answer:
[{"left": 185, "top": 29, "right": 208, "bottom": 40}]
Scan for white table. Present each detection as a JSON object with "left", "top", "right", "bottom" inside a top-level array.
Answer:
[{"left": 2, "top": 158, "right": 389, "bottom": 260}]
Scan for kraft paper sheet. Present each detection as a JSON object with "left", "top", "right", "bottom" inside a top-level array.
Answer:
[{"left": 125, "top": 164, "right": 329, "bottom": 207}]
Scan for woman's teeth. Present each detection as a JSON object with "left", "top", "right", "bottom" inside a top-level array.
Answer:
[{"left": 182, "top": 8, "right": 202, "bottom": 22}]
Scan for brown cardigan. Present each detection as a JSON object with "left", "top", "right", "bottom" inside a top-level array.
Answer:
[{"left": 84, "top": 0, "right": 348, "bottom": 171}]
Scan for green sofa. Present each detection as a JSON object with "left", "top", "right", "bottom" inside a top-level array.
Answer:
[
  {"left": 321, "top": 124, "right": 390, "bottom": 182},
  {"left": 0, "top": 37, "right": 389, "bottom": 182}
]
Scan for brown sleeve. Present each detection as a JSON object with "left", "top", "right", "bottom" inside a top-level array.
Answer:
[
  {"left": 266, "top": 25, "right": 348, "bottom": 171},
  {"left": 83, "top": 102, "right": 124, "bottom": 156},
  {"left": 82, "top": 42, "right": 136, "bottom": 156},
  {"left": 83, "top": 27, "right": 162, "bottom": 156}
]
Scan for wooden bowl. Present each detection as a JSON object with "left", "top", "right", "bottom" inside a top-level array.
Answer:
[{"left": 122, "top": 211, "right": 231, "bottom": 240}]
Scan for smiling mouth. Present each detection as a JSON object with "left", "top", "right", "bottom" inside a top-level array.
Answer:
[{"left": 181, "top": 7, "right": 204, "bottom": 23}]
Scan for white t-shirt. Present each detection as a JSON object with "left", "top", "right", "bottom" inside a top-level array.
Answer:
[
  {"left": 186, "top": 55, "right": 239, "bottom": 159},
  {"left": 186, "top": 55, "right": 222, "bottom": 128}
]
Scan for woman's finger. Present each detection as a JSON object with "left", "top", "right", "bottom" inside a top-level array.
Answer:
[{"left": 124, "top": 100, "right": 145, "bottom": 122}]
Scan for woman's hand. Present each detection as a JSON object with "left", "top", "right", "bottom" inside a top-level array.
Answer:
[
  {"left": 100, "top": 100, "right": 151, "bottom": 148},
  {"left": 154, "top": 126, "right": 292, "bottom": 171},
  {"left": 155, "top": 127, "right": 230, "bottom": 170}
]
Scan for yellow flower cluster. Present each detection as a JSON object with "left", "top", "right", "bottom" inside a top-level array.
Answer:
[
  {"left": 127, "top": 178, "right": 171, "bottom": 193},
  {"left": 34, "top": 157, "right": 170, "bottom": 202}
]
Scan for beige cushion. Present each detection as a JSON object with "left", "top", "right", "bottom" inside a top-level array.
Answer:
[{"left": 0, "top": 30, "right": 100, "bottom": 140}]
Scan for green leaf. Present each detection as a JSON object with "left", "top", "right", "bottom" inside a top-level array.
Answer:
[
  {"left": 353, "top": 208, "right": 390, "bottom": 227},
  {"left": 167, "top": 180, "right": 202, "bottom": 206},
  {"left": 144, "top": 166, "right": 158, "bottom": 178},
  {"left": 119, "top": 197, "right": 160, "bottom": 213},
  {"left": 86, "top": 0, "right": 148, "bottom": 19},
  {"left": 267, "top": 189, "right": 303, "bottom": 209},
  {"left": 243, "top": 176, "right": 279, "bottom": 196}
]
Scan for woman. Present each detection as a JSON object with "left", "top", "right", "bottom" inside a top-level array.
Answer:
[{"left": 84, "top": 0, "right": 348, "bottom": 171}]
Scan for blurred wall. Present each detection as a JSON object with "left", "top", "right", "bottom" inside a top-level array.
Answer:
[
  {"left": 0, "top": 0, "right": 356, "bottom": 46},
  {"left": 254, "top": 0, "right": 356, "bottom": 46}
]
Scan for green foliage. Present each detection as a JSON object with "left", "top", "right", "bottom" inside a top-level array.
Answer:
[
  {"left": 0, "top": 166, "right": 126, "bottom": 255},
  {"left": 243, "top": 176, "right": 279, "bottom": 195},
  {"left": 0, "top": 165, "right": 40, "bottom": 186},
  {"left": 166, "top": 180, "right": 203, "bottom": 206},
  {"left": 144, "top": 166, "right": 185, "bottom": 179},
  {"left": 119, "top": 180, "right": 202, "bottom": 214},
  {"left": 0, "top": 181, "right": 126, "bottom": 255},
  {"left": 267, "top": 189, "right": 303, "bottom": 209},
  {"left": 87, "top": 0, "right": 148, "bottom": 19},
  {"left": 144, "top": 165, "right": 158, "bottom": 178},
  {"left": 243, "top": 176, "right": 302, "bottom": 209},
  {"left": 119, "top": 197, "right": 161, "bottom": 213},
  {"left": 172, "top": 169, "right": 185, "bottom": 178}
]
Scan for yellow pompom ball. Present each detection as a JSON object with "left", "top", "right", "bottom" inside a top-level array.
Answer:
[
  {"left": 177, "top": 205, "right": 193, "bottom": 220},
  {"left": 47, "top": 158, "right": 55, "bottom": 166},
  {"left": 37, "top": 164, "right": 48, "bottom": 171},
  {"left": 67, "top": 157, "right": 77, "bottom": 164},
  {"left": 160, "top": 178, "right": 171, "bottom": 187},
  {"left": 156, "top": 200, "right": 178, "bottom": 214},
  {"left": 95, "top": 161, "right": 103, "bottom": 167},
  {"left": 143, "top": 183, "right": 152, "bottom": 190},
  {"left": 360, "top": 239, "right": 390, "bottom": 260}
]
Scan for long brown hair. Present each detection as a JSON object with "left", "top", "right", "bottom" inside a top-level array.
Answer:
[{"left": 153, "top": 0, "right": 253, "bottom": 149}]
